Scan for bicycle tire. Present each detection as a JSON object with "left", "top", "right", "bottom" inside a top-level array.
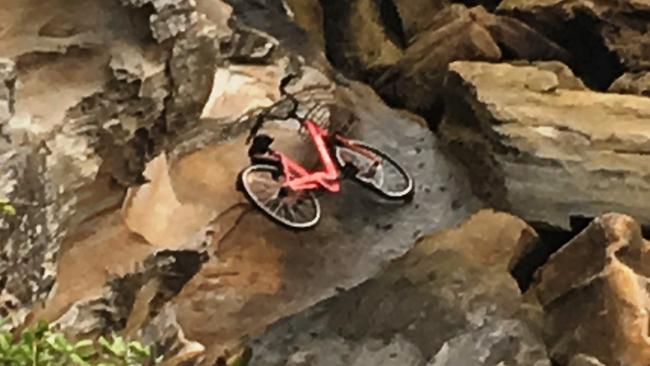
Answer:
[
  {"left": 237, "top": 164, "right": 321, "bottom": 230},
  {"left": 334, "top": 141, "right": 414, "bottom": 201}
]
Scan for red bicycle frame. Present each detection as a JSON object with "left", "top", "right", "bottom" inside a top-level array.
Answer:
[{"left": 275, "top": 120, "right": 341, "bottom": 193}]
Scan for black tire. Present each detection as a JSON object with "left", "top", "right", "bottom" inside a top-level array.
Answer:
[
  {"left": 334, "top": 141, "right": 414, "bottom": 201},
  {"left": 237, "top": 164, "right": 321, "bottom": 229}
]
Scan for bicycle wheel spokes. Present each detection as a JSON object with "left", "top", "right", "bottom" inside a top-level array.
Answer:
[
  {"left": 335, "top": 142, "right": 414, "bottom": 199},
  {"left": 246, "top": 170, "right": 282, "bottom": 202},
  {"left": 240, "top": 164, "right": 322, "bottom": 229}
]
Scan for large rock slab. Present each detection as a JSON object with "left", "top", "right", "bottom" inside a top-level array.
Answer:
[
  {"left": 248, "top": 210, "right": 549, "bottom": 366},
  {"left": 439, "top": 61, "right": 650, "bottom": 230},
  {"left": 533, "top": 213, "right": 650, "bottom": 366}
]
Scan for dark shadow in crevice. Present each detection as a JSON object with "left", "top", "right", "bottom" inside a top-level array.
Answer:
[
  {"left": 505, "top": 9, "right": 625, "bottom": 90},
  {"left": 379, "top": 0, "right": 407, "bottom": 49},
  {"left": 510, "top": 216, "right": 592, "bottom": 292}
]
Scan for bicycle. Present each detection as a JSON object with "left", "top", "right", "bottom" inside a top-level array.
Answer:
[{"left": 235, "top": 74, "right": 414, "bottom": 230}]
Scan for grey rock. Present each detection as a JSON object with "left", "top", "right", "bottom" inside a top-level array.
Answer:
[
  {"left": 248, "top": 211, "right": 549, "bottom": 366},
  {"left": 428, "top": 320, "right": 550, "bottom": 366},
  {"left": 0, "top": 0, "right": 225, "bottom": 327}
]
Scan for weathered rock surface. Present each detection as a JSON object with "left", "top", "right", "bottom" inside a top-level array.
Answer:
[
  {"left": 498, "top": 0, "right": 650, "bottom": 88},
  {"left": 392, "top": 0, "right": 447, "bottom": 42},
  {"left": 283, "top": 0, "right": 325, "bottom": 49},
  {"left": 609, "top": 72, "right": 650, "bottom": 96},
  {"left": 0, "top": 2, "right": 484, "bottom": 365},
  {"left": 374, "top": 4, "right": 568, "bottom": 121},
  {"left": 439, "top": 61, "right": 650, "bottom": 230},
  {"left": 0, "top": 0, "right": 229, "bottom": 326},
  {"left": 533, "top": 213, "right": 650, "bottom": 366},
  {"left": 248, "top": 210, "right": 550, "bottom": 366}
]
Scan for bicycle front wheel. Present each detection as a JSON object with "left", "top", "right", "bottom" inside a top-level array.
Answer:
[
  {"left": 237, "top": 164, "right": 321, "bottom": 229},
  {"left": 334, "top": 141, "right": 414, "bottom": 201}
]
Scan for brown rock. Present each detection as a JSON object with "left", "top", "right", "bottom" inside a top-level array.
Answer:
[
  {"left": 439, "top": 61, "right": 650, "bottom": 230},
  {"left": 392, "top": 0, "right": 447, "bottom": 42},
  {"left": 319, "top": 0, "right": 403, "bottom": 75},
  {"left": 534, "top": 213, "right": 650, "bottom": 366},
  {"left": 283, "top": 0, "right": 325, "bottom": 48},
  {"left": 375, "top": 5, "right": 567, "bottom": 119},
  {"left": 509, "top": 60, "right": 587, "bottom": 90},
  {"left": 609, "top": 71, "right": 650, "bottom": 96}
]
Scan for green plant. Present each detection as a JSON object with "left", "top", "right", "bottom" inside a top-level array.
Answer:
[
  {"left": 0, "top": 318, "right": 159, "bottom": 366},
  {"left": 0, "top": 201, "right": 15, "bottom": 216}
]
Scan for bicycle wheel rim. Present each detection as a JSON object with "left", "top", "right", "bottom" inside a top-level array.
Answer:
[
  {"left": 241, "top": 165, "right": 321, "bottom": 228},
  {"left": 335, "top": 143, "right": 413, "bottom": 198}
]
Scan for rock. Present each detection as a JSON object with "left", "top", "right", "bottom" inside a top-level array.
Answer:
[
  {"left": 533, "top": 213, "right": 650, "bottom": 366},
  {"left": 568, "top": 354, "right": 607, "bottom": 366},
  {"left": 0, "top": 0, "right": 226, "bottom": 327},
  {"left": 52, "top": 248, "right": 209, "bottom": 337},
  {"left": 609, "top": 71, "right": 650, "bottom": 96},
  {"left": 498, "top": 0, "right": 649, "bottom": 88},
  {"left": 428, "top": 320, "right": 549, "bottom": 366},
  {"left": 319, "top": 0, "right": 404, "bottom": 76},
  {"left": 120, "top": 0, "right": 200, "bottom": 42},
  {"left": 248, "top": 210, "right": 550, "bottom": 366},
  {"left": 508, "top": 60, "right": 587, "bottom": 90},
  {"left": 283, "top": 0, "right": 325, "bottom": 48},
  {"left": 439, "top": 61, "right": 650, "bottom": 230},
  {"left": 392, "top": 0, "right": 447, "bottom": 42},
  {"left": 138, "top": 304, "right": 206, "bottom": 365},
  {"left": 0, "top": 58, "right": 16, "bottom": 126},
  {"left": 374, "top": 5, "right": 568, "bottom": 122}
]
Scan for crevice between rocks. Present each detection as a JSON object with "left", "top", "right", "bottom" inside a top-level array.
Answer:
[
  {"left": 503, "top": 9, "right": 625, "bottom": 90},
  {"left": 509, "top": 216, "right": 593, "bottom": 292}
]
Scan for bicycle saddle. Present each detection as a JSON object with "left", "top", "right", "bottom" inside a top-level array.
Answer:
[{"left": 248, "top": 134, "right": 274, "bottom": 158}]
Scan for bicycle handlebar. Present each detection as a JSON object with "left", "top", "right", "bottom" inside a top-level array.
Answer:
[{"left": 246, "top": 73, "right": 302, "bottom": 144}]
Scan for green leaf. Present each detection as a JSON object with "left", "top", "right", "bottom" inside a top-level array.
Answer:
[
  {"left": 128, "top": 341, "right": 150, "bottom": 357},
  {"left": 70, "top": 353, "right": 91, "bottom": 366},
  {"left": 1, "top": 204, "right": 16, "bottom": 216},
  {"left": 108, "top": 336, "right": 127, "bottom": 357},
  {"left": 74, "top": 340, "right": 96, "bottom": 358},
  {"left": 0, "top": 333, "right": 10, "bottom": 351}
]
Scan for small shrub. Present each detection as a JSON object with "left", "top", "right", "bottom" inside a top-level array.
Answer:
[{"left": 0, "top": 318, "right": 159, "bottom": 365}]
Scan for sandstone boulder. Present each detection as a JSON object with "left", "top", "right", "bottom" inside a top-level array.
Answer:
[
  {"left": 533, "top": 213, "right": 650, "bottom": 366},
  {"left": 439, "top": 61, "right": 650, "bottom": 230}
]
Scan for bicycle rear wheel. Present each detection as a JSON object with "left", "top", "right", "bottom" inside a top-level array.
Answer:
[
  {"left": 237, "top": 164, "right": 321, "bottom": 229},
  {"left": 334, "top": 141, "right": 414, "bottom": 201}
]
